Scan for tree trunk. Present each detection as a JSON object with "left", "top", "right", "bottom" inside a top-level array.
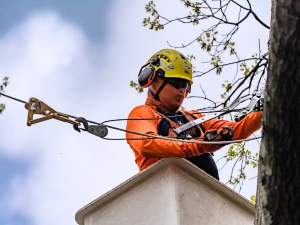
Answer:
[
  {"left": 258, "top": 0, "right": 300, "bottom": 224},
  {"left": 254, "top": 1, "right": 277, "bottom": 224},
  {"left": 268, "top": 0, "right": 277, "bottom": 52}
]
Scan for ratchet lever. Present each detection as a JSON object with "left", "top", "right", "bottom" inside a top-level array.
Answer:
[
  {"left": 234, "top": 87, "right": 264, "bottom": 122},
  {"left": 174, "top": 94, "right": 252, "bottom": 135}
]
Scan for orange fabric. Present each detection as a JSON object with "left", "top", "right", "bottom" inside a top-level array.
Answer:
[{"left": 126, "top": 93, "right": 263, "bottom": 171}]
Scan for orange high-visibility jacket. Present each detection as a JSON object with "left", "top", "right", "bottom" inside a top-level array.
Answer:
[{"left": 126, "top": 105, "right": 262, "bottom": 171}]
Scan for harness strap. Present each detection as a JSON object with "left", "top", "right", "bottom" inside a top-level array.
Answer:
[
  {"left": 156, "top": 109, "right": 204, "bottom": 138},
  {"left": 149, "top": 79, "right": 169, "bottom": 101},
  {"left": 184, "top": 112, "right": 206, "bottom": 135}
]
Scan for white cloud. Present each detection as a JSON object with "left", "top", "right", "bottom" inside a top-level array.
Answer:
[{"left": 0, "top": 10, "right": 138, "bottom": 225}]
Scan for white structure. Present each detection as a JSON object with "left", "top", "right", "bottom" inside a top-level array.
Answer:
[{"left": 75, "top": 158, "right": 255, "bottom": 225}]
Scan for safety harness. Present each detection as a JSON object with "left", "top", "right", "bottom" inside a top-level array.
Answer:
[{"left": 155, "top": 108, "right": 205, "bottom": 138}]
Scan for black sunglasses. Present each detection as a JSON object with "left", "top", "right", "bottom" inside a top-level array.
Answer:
[{"left": 168, "top": 78, "right": 191, "bottom": 92}]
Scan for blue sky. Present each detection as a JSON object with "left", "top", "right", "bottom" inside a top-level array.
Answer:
[
  {"left": 0, "top": 0, "right": 113, "bottom": 40},
  {"left": 0, "top": 1, "right": 270, "bottom": 224}
]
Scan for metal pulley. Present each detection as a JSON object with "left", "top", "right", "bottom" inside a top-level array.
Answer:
[
  {"left": 73, "top": 117, "right": 109, "bottom": 138},
  {"left": 89, "top": 125, "right": 108, "bottom": 138}
]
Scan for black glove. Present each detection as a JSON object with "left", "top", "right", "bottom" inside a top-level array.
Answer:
[{"left": 204, "top": 126, "right": 234, "bottom": 141}]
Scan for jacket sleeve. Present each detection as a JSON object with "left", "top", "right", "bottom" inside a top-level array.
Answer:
[
  {"left": 201, "top": 111, "right": 263, "bottom": 140},
  {"left": 126, "top": 106, "right": 202, "bottom": 158}
]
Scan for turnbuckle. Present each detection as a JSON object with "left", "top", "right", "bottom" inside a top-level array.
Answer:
[{"left": 24, "top": 97, "right": 108, "bottom": 138}]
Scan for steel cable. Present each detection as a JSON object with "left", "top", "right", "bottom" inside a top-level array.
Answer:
[{"left": 0, "top": 92, "right": 261, "bottom": 144}]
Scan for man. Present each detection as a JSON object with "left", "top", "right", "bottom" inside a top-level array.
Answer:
[{"left": 126, "top": 48, "right": 262, "bottom": 180}]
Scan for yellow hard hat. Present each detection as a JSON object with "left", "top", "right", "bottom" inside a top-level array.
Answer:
[{"left": 147, "top": 48, "right": 193, "bottom": 84}]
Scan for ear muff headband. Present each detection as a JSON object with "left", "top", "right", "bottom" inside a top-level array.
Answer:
[{"left": 138, "top": 57, "right": 160, "bottom": 88}]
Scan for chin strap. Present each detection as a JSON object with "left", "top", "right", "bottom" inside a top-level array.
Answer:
[{"left": 148, "top": 78, "right": 169, "bottom": 101}]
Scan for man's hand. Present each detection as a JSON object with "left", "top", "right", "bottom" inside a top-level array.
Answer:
[
  {"left": 197, "top": 126, "right": 234, "bottom": 154},
  {"left": 204, "top": 126, "right": 234, "bottom": 142}
]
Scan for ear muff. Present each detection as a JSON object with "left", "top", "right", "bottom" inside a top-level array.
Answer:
[
  {"left": 138, "top": 67, "right": 156, "bottom": 88},
  {"left": 138, "top": 57, "right": 160, "bottom": 88}
]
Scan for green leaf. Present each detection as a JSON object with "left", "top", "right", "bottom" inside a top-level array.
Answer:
[
  {"left": 216, "top": 67, "right": 222, "bottom": 75},
  {"left": 129, "top": 80, "right": 144, "bottom": 93},
  {"left": 250, "top": 195, "right": 256, "bottom": 204},
  {"left": 207, "top": 45, "right": 211, "bottom": 52},
  {"left": 0, "top": 104, "right": 5, "bottom": 114}
]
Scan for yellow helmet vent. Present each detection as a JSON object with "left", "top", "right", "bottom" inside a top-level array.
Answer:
[{"left": 147, "top": 49, "right": 193, "bottom": 84}]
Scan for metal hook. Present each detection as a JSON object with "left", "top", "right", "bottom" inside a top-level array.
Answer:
[{"left": 73, "top": 117, "right": 89, "bottom": 132}]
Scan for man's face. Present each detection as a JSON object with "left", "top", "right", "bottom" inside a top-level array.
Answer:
[{"left": 150, "top": 76, "right": 191, "bottom": 112}]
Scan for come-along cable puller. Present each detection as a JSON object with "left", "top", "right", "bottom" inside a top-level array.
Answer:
[
  {"left": 0, "top": 87, "right": 264, "bottom": 144},
  {"left": 25, "top": 97, "right": 108, "bottom": 138}
]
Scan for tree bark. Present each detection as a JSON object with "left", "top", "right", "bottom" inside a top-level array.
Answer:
[
  {"left": 255, "top": 1, "right": 277, "bottom": 224},
  {"left": 259, "top": 0, "right": 300, "bottom": 224},
  {"left": 268, "top": 0, "right": 277, "bottom": 52}
]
